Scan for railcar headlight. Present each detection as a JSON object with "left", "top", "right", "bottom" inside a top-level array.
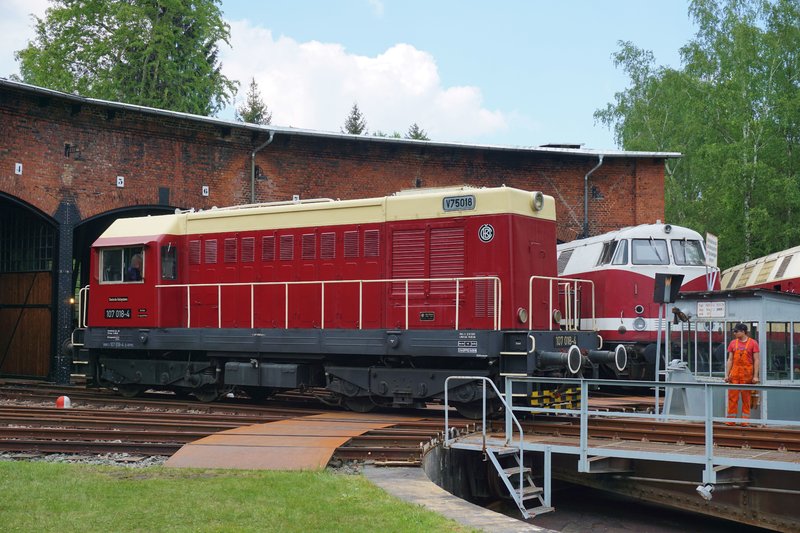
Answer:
[
  {"left": 517, "top": 307, "right": 528, "bottom": 324},
  {"left": 633, "top": 317, "right": 647, "bottom": 331}
]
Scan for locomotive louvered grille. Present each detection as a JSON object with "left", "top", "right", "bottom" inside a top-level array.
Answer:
[
  {"left": 321, "top": 232, "right": 335, "bottom": 259},
  {"left": 724, "top": 270, "right": 739, "bottom": 289},
  {"left": 474, "top": 278, "right": 496, "bottom": 318},
  {"left": 224, "top": 238, "right": 237, "bottom": 263},
  {"left": 241, "top": 237, "right": 255, "bottom": 263},
  {"left": 302, "top": 234, "right": 316, "bottom": 260},
  {"left": 557, "top": 249, "right": 574, "bottom": 276},
  {"left": 204, "top": 239, "right": 218, "bottom": 264},
  {"left": 776, "top": 255, "right": 793, "bottom": 279},
  {"left": 262, "top": 235, "right": 275, "bottom": 261},
  {"left": 280, "top": 235, "right": 294, "bottom": 261},
  {"left": 392, "top": 229, "right": 425, "bottom": 295},
  {"left": 430, "top": 227, "right": 464, "bottom": 294},
  {"left": 364, "top": 229, "right": 380, "bottom": 257},
  {"left": 344, "top": 231, "right": 359, "bottom": 258},
  {"left": 755, "top": 259, "right": 776, "bottom": 284},
  {"left": 189, "top": 240, "right": 201, "bottom": 265}
]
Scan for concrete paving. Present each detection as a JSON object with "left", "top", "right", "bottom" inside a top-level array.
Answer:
[{"left": 363, "top": 465, "right": 557, "bottom": 533}]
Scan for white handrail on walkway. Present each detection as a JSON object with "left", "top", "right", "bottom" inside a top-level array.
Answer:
[{"left": 528, "top": 275, "right": 595, "bottom": 331}]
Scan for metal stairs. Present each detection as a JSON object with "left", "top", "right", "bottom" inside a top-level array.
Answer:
[{"left": 485, "top": 446, "right": 553, "bottom": 519}]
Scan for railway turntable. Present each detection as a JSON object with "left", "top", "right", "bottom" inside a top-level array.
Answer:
[{"left": 436, "top": 376, "right": 800, "bottom": 530}]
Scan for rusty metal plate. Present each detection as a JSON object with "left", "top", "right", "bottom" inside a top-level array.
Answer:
[{"left": 165, "top": 412, "right": 421, "bottom": 470}]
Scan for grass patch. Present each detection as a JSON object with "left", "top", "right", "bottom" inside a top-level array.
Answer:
[{"left": 0, "top": 461, "right": 473, "bottom": 532}]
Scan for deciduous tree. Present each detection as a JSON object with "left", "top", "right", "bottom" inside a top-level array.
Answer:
[
  {"left": 15, "top": 0, "right": 237, "bottom": 116},
  {"left": 595, "top": 0, "right": 800, "bottom": 268}
]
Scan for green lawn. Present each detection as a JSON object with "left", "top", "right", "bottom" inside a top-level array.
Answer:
[{"left": 0, "top": 461, "right": 472, "bottom": 532}]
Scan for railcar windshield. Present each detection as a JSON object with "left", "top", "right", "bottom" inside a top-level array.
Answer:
[
  {"left": 671, "top": 239, "right": 706, "bottom": 266},
  {"left": 631, "top": 238, "right": 669, "bottom": 265},
  {"left": 100, "top": 246, "right": 144, "bottom": 283}
]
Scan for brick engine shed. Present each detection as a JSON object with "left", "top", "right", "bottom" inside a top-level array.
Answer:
[{"left": 0, "top": 78, "right": 678, "bottom": 382}]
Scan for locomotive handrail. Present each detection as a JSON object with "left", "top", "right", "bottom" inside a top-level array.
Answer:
[
  {"left": 528, "top": 276, "right": 595, "bottom": 331},
  {"left": 155, "top": 276, "right": 502, "bottom": 330},
  {"left": 78, "top": 285, "right": 90, "bottom": 329}
]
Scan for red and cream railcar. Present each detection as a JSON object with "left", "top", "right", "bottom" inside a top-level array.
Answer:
[
  {"left": 721, "top": 245, "right": 800, "bottom": 293},
  {"left": 75, "top": 186, "right": 616, "bottom": 414},
  {"left": 557, "top": 223, "right": 719, "bottom": 379}
]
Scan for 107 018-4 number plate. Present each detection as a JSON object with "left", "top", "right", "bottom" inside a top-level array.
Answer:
[{"left": 105, "top": 308, "right": 131, "bottom": 319}]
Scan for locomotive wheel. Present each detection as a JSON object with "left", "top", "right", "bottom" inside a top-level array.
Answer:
[
  {"left": 192, "top": 386, "right": 219, "bottom": 403},
  {"left": 343, "top": 396, "right": 376, "bottom": 413},
  {"left": 117, "top": 385, "right": 144, "bottom": 398}
]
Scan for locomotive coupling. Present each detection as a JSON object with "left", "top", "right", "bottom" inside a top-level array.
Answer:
[
  {"left": 587, "top": 344, "right": 628, "bottom": 373},
  {"left": 536, "top": 345, "right": 582, "bottom": 374}
]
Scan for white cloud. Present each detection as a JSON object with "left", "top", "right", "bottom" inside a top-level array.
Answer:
[
  {"left": 220, "top": 19, "right": 508, "bottom": 142},
  {"left": 0, "top": 0, "right": 49, "bottom": 78}
]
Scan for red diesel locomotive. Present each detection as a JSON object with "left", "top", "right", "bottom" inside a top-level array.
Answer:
[{"left": 72, "top": 186, "right": 621, "bottom": 415}]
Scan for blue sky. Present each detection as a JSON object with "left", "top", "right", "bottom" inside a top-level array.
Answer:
[{"left": 1, "top": 0, "right": 696, "bottom": 149}]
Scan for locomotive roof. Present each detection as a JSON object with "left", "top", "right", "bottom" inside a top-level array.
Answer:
[
  {"left": 720, "top": 243, "right": 800, "bottom": 289},
  {"left": 557, "top": 222, "right": 704, "bottom": 251},
  {"left": 94, "top": 186, "right": 554, "bottom": 246}
]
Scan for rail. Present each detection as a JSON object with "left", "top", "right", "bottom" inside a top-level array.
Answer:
[
  {"left": 150, "top": 276, "right": 502, "bottom": 330},
  {"left": 528, "top": 276, "right": 595, "bottom": 331},
  {"left": 499, "top": 377, "right": 800, "bottom": 486},
  {"left": 443, "top": 376, "right": 528, "bottom": 513}
]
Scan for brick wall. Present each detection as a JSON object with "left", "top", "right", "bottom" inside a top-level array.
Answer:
[{"left": 0, "top": 83, "right": 666, "bottom": 240}]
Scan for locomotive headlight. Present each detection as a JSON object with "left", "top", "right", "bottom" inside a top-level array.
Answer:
[
  {"left": 634, "top": 304, "right": 645, "bottom": 315},
  {"left": 552, "top": 309, "right": 562, "bottom": 324},
  {"left": 633, "top": 317, "right": 647, "bottom": 331},
  {"left": 530, "top": 191, "right": 545, "bottom": 211},
  {"left": 517, "top": 307, "right": 528, "bottom": 324}
]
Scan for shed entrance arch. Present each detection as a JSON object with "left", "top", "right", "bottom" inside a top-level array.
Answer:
[{"left": 0, "top": 195, "right": 56, "bottom": 378}]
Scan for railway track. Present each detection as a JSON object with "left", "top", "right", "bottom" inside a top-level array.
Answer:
[{"left": 0, "top": 386, "right": 466, "bottom": 464}]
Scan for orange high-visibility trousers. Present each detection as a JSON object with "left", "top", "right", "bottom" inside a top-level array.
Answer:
[{"left": 727, "top": 347, "right": 754, "bottom": 420}]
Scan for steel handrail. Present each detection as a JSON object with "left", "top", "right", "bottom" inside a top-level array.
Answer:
[
  {"left": 444, "top": 375, "right": 527, "bottom": 511},
  {"left": 155, "top": 276, "right": 502, "bottom": 330},
  {"left": 528, "top": 275, "right": 595, "bottom": 331}
]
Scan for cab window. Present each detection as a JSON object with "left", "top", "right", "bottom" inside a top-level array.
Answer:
[
  {"left": 631, "top": 238, "right": 669, "bottom": 265},
  {"left": 161, "top": 244, "right": 177, "bottom": 280},
  {"left": 100, "top": 247, "right": 144, "bottom": 283},
  {"left": 611, "top": 239, "right": 628, "bottom": 265},
  {"left": 672, "top": 239, "right": 706, "bottom": 266}
]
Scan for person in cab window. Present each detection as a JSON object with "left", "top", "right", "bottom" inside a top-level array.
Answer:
[
  {"left": 126, "top": 254, "right": 143, "bottom": 281},
  {"left": 724, "top": 323, "right": 760, "bottom": 426}
]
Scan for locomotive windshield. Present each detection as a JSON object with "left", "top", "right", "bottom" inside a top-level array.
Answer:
[
  {"left": 631, "top": 238, "right": 669, "bottom": 265},
  {"left": 100, "top": 246, "right": 144, "bottom": 283},
  {"left": 671, "top": 239, "right": 706, "bottom": 266}
]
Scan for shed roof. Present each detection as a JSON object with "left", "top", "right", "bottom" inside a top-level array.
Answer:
[{"left": 1, "top": 78, "right": 681, "bottom": 159}]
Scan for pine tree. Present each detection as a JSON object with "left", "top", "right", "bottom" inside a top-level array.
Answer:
[
  {"left": 341, "top": 103, "right": 367, "bottom": 135},
  {"left": 235, "top": 78, "right": 272, "bottom": 125},
  {"left": 406, "top": 123, "right": 430, "bottom": 140}
]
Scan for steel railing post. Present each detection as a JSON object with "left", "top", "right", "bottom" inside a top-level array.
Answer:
[
  {"left": 579, "top": 383, "right": 589, "bottom": 472},
  {"left": 703, "top": 384, "right": 716, "bottom": 484}
]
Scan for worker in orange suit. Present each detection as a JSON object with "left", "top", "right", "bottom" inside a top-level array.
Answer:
[{"left": 724, "top": 323, "right": 760, "bottom": 426}]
